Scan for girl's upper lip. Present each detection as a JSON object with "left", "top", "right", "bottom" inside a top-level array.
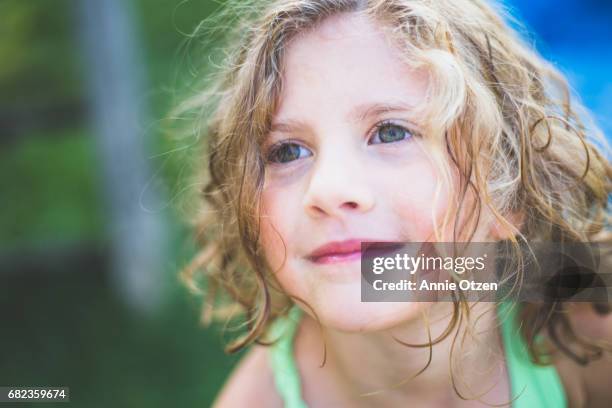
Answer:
[{"left": 306, "top": 238, "right": 392, "bottom": 260}]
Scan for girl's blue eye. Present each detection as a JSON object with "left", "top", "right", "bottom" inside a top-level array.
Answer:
[
  {"left": 369, "top": 123, "right": 413, "bottom": 144},
  {"left": 267, "top": 142, "right": 312, "bottom": 164}
]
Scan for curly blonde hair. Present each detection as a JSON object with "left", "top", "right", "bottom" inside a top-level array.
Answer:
[{"left": 175, "top": 0, "right": 612, "bottom": 370}]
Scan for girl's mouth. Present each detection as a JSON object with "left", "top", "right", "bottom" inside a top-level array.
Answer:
[
  {"left": 309, "top": 250, "right": 362, "bottom": 264},
  {"left": 306, "top": 238, "right": 402, "bottom": 264},
  {"left": 306, "top": 238, "right": 412, "bottom": 264},
  {"left": 306, "top": 238, "right": 364, "bottom": 264}
]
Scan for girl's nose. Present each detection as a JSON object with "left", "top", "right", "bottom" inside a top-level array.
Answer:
[{"left": 302, "top": 147, "right": 375, "bottom": 220}]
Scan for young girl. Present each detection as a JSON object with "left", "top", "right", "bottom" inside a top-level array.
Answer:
[{"left": 178, "top": 0, "right": 612, "bottom": 406}]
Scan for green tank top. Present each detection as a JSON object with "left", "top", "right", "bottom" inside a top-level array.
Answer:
[{"left": 267, "top": 302, "right": 567, "bottom": 407}]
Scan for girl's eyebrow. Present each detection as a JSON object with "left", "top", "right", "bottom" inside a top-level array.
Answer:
[
  {"left": 269, "top": 119, "right": 306, "bottom": 134},
  {"left": 349, "top": 101, "right": 415, "bottom": 122},
  {"left": 269, "top": 101, "right": 415, "bottom": 134}
]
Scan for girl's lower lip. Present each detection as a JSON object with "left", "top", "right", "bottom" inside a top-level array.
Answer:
[{"left": 311, "top": 250, "right": 362, "bottom": 264}]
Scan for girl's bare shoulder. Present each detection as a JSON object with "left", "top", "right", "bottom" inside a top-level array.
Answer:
[
  {"left": 555, "top": 304, "right": 612, "bottom": 408},
  {"left": 211, "top": 345, "right": 283, "bottom": 408}
]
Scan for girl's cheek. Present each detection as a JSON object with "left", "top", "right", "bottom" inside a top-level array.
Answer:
[
  {"left": 258, "top": 193, "right": 306, "bottom": 298},
  {"left": 390, "top": 162, "right": 452, "bottom": 240},
  {"left": 259, "top": 187, "right": 301, "bottom": 271},
  {"left": 259, "top": 192, "right": 284, "bottom": 267}
]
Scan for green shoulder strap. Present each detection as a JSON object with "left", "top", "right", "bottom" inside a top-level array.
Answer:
[
  {"left": 498, "top": 301, "right": 567, "bottom": 408},
  {"left": 268, "top": 306, "right": 308, "bottom": 408}
]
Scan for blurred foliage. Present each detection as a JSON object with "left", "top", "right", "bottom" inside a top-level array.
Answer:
[
  {"left": 1, "top": 1, "right": 238, "bottom": 407},
  {"left": 0, "top": 0, "right": 78, "bottom": 107},
  {"left": 0, "top": 257, "right": 242, "bottom": 407},
  {"left": 0, "top": 128, "right": 103, "bottom": 250},
  {"left": 0, "top": 0, "right": 222, "bottom": 247}
]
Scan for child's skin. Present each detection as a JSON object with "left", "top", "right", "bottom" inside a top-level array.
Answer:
[{"left": 213, "top": 12, "right": 612, "bottom": 408}]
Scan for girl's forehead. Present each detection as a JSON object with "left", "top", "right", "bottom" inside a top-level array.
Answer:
[
  {"left": 275, "top": 13, "right": 427, "bottom": 125},
  {"left": 300, "top": 12, "right": 380, "bottom": 42},
  {"left": 285, "top": 12, "right": 397, "bottom": 64}
]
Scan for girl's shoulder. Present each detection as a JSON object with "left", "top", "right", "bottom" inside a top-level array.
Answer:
[
  {"left": 554, "top": 304, "right": 612, "bottom": 408},
  {"left": 211, "top": 345, "right": 284, "bottom": 408},
  {"left": 212, "top": 306, "right": 311, "bottom": 408}
]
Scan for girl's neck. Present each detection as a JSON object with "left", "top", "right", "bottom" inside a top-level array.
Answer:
[{"left": 296, "top": 302, "right": 511, "bottom": 407}]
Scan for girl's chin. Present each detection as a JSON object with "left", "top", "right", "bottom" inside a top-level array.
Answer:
[{"left": 309, "top": 301, "right": 429, "bottom": 332}]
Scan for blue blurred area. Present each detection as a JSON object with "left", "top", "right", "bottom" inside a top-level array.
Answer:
[{"left": 508, "top": 0, "right": 612, "bottom": 136}]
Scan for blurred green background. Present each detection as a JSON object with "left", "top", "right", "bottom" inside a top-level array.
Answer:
[
  {"left": 1, "top": 1, "right": 243, "bottom": 407},
  {"left": 1, "top": 0, "right": 610, "bottom": 407}
]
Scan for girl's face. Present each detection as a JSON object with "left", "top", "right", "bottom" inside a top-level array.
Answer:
[{"left": 259, "top": 13, "right": 489, "bottom": 331}]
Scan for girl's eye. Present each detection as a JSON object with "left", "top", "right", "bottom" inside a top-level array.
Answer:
[
  {"left": 369, "top": 122, "right": 414, "bottom": 144},
  {"left": 267, "top": 142, "right": 313, "bottom": 164}
]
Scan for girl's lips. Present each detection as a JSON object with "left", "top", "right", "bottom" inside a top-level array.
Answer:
[
  {"left": 306, "top": 238, "right": 412, "bottom": 264},
  {"left": 307, "top": 238, "right": 397, "bottom": 264},
  {"left": 310, "top": 250, "right": 362, "bottom": 264}
]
